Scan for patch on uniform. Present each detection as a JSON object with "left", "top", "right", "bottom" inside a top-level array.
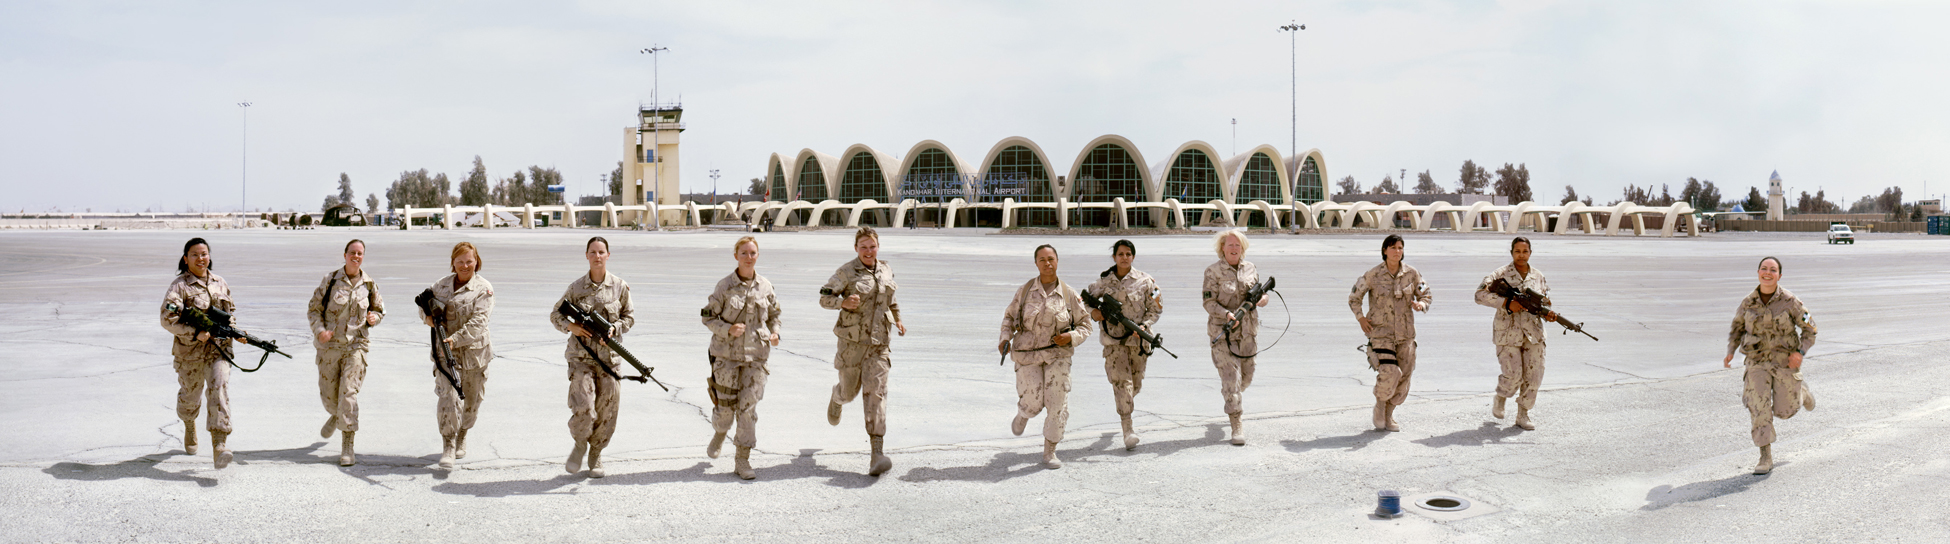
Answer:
[
  {"left": 700, "top": 308, "right": 715, "bottom": 317},
  {"left": 1803, "top": 311, "right": 1816, "bottom": 334},
  {"left": 1203, "top": 290, "right": 1213, "bottom": 299}
]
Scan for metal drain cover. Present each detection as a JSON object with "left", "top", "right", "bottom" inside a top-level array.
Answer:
[
  {"left": 1403, "top": 492, "right": 1499, "bottom": 521},
  {"left": 1416, "top": 496, "right": 1470, "bottom": 512}
]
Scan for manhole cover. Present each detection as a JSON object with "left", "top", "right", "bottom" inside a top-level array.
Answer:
[
  {"left": 1403, "top": 492, "right": 1498, "bottom": 521},
  {"left": 1416, "top": 496, "right": 1470, "bottom": 512}
]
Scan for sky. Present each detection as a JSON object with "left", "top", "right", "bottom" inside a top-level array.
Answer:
[{"left": 3, "top": 0, "right": 1947, "bottom": 213}]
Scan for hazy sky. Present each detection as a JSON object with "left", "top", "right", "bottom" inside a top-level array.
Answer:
[{"left": 4, "top": 0, "right": 1946, "bottom": 213}]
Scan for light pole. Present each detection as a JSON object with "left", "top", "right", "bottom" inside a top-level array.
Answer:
[
  {"left": 709, "top": 169, "right": 721, "bottom": 200},
  {"left": 640, "top": 45, "right": 669, "bottom": 225},
  {"left": 1279, "top": 21, "right": 1305, "bottom": 231},
  {"left": 238, "top": 102, "right": 251, "bottom": 215}
]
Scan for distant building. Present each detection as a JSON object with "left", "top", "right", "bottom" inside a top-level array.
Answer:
[
  {"left": 621, "top": 104, "right": 684, "bottom": 227},
  {"left": 1767, "top": 170, "right": 1786, "bottom": 221}
]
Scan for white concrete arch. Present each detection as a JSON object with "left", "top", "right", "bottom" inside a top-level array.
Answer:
[
  {"left": 766, "top": 152, "right": 800, "bottom": 202},
  {"left": 791, "top": 149, "right": 840, "bottom": 202},
  {"left": 1221, "top": 145, "right": 1291, "bottom": 204},
  {"left": 1285, "top": 148, "right": 1330, "bottom": 202},
  {"left": 978, "top": 136, "right": 1062, "bottom": 201},
  {"left": 835, "top": 143, "right": 901, "bottom": 204},
  {"left": 1066, "top": 134, "right": 1152, "bottom": 202},
  {"left": 1149, "top": 140, "right": 1227, "bottom": 202}
]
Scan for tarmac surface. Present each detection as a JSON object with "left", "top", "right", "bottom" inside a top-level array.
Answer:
[{"left": 1, "top": 227, "right": 1946, "bottom": 542}]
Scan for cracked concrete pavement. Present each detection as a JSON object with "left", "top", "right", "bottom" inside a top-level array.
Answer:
[{"left": 1, "top": 228, "right": 1946, "bottom": 542}]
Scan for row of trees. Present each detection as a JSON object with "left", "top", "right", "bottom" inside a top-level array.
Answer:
[
  {"left": 320, "top": 156, "right": 586, "bottom": 214},
  {"left": 1334, "top": 160, "right": 1534, "bottom": 203}
]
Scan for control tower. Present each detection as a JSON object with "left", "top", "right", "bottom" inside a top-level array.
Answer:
[
  {"left": 622, "top": 103, "right": 684, "bottom": 226},
  {"left": 1766, "top": 170, "right": 1786, "bottom": 220}
]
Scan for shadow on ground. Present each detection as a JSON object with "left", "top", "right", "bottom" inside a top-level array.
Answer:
[
  {"left": 1642, "top": 469, "right": 1777, "bottom": 511},
  {"left": 898, "top": 424, "right": 1231, "bottom": 483},
  {"left": 1411, "top": 422, "right": 1529, "bottom": 448},
  {"left": 431, "top": 448, "right": 883, "bottom": 497}
]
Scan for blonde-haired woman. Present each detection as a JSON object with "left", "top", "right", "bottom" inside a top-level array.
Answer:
[
  {"left": 1203, "top": 229, "right": 1269, "bottom": 445},
  {"left": 701, "top": 236, "right": 782, "bottom": 480},
  {"left": 421, "top": 242, "right": 494, "bottom": 470}
]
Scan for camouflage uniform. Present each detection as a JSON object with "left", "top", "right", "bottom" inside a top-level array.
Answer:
[
  {"left": 1474, "top": 264, "right": 1549, "bottom": 412},
  {"left": 818, "top": 259, "right": 900, "bottom": 437},
  {"left": 308, "top": 267, "right": 384, "bottom": 434},
  {"left": 1727, "top": 287, "right": 1818, "bottom": 448},
  {"left": 1087, "top": 269, "right": 1161, "bottom": 418},
  {"left": 550, "top": 272, "right": 634, "bottom": 452},
  {"left": 160, "top": 272, "right": 235, "bottom": 444},
  {"left": 427, "top": 274, "right": 493, "bottom": 440},
  {"left": 1350, "top": 263, "right": 1432, "bottom": 406},
  {"left": 702, "top": 271, "right": 782, "bottom": 450},
  {"left": 1203, "top": 261, "right": 1261, "bottom": 417},
  {"left": 1001, "top": 278, "right": 1092, "bottom": 443}
]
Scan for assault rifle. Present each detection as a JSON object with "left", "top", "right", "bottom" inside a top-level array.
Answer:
[
  {"left": 165, "top": 303, "right": 293, "bottom": 372},
  {"left": 1211, "top": 277, "right": 1276, "bottom": 345},
  {"left": 556, "top": 299, "right": 669, "bottom": 391},
  {"left": 1487, "top": 277, "right": 1599, "bottom": 341},
  {"left": 413, "top": 289, "right": 466, "bottom": 400},
  {"left": 1080, "top": 288, "right": 1176, "bottom": 358}
]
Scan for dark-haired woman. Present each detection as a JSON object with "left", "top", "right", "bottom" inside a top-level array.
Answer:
[
  {"left": 1472, "top": 237, "right": 1555, "bottom": 430},
  {"left": 1086, "top": 239, "right": 1161, "bottom": 451},
  {"left": 1723, "top": 256, "right": 1817, "bottom": 475},
  {"left": 159, "top": 237, "right": 241, "bottom": 469},
  {"left": 1349, "top": 234, "right": 1431, "bottom": 432},
  {"left": 549, "top": 237, "right": 634, "bottom": 478},
  {"left": 308, "top": 239, "right": 386, "bottom": 466},
  {"left": 999, "top": 244, "right": 1091, "bottom": 469},
  {"left": 423, "top": 242, "right": 493, "bottom": 471}
]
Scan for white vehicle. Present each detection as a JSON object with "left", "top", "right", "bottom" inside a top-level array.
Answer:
[{"left": 1827, "top": 223, "right": 1854, "bottom": 244}]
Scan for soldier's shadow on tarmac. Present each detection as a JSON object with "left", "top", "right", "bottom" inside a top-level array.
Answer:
[
  {"left": 1282, "top": 429, "right": 1390, "bottom": 453},
  {"left": 430, "top": 448, "right": 881, "bottom": 497},
  {"left": 1408, "top": 422, "right": 1528, "bottom": 448},
  {"left": 44, "top": 455, "right": 219, "bottom": 488},
  {"left": 1640, "top": 469, "right": 1777, "bottom": 511},
  {"left": 896, "top": 424, "right": 1232, "bottom": 484}
]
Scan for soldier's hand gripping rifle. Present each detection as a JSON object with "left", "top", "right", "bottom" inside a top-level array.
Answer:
[
  {"left": 556, "top": 299, "right": 669, "bottom": 391},
  {"left": 1211, "top": 277, "right": 1276, "bottom": 345},
  {"left": 1080, "top": 289, "right": 1176, "bottom": 358},
  {"left": 414, "top": 289, "right": 466, "bottom": 400},
  {"left": 1487, "top": 278, "right": 1599, "bottom": 341},
  {"left": 165, "top": 303, "right": 293, "bottom": 372}
]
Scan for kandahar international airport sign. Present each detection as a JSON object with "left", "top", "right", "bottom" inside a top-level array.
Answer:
[{"left": 899, "top": 173, "right": 1032, "bottom": 201}]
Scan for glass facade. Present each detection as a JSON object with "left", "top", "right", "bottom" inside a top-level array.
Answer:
[
  {"left": 1294, "top": 155, "right": 1324, "bottom": 204},
  {"left": 1163, "top": 149, "right": 1222, "bottom": 204},
  {"left": 985, "top": 145, "right": 1054, "bottom": 226},
  {"left": 1073, "top": 144, "right": 1149, "bottom": 227},
  {"left": 905, "top": 148, "right": 958, "bottom": 180},
  {"left": 1236, "top": 153, "right": 1282, "bottom": 203},
  {"left": 797, "top": 157, "right": 828, "bottom": 202},
  {"left": 840, "top": 152, "right": 889, "bottom": 203},
  {"left": 769, "top": 162, "right": 788, "bottom": 202}
]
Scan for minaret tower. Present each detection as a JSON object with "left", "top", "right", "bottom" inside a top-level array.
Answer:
[{"left": 1766, "top": 170, "right": 1786, "bottom": 220}]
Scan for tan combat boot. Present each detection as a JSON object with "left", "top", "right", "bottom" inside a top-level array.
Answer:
[
  {"left": 734, "top": 446, "right": 755, "bottom": 480},
  {"left": 339, "top": 431, "right": 356, "bottom": 467},
  {"left": 183, "top": 420, "right": 199, "bottom": 455},
  {"left": 1011, "top": 415, "right": 1028, "bottom": 436},
  {"left": 1515, "top": 408, "right": 1535, "bottom": 431},
  {"left": 1754, "top": 445, "right": 1773, "bottom": 475},
  {"left": 1372, "top": 401, "right": 1388, "bottom": 431},
  {"left": 211, "top": 431, "right": 232, "bottom": 469},
  {"left": 1492, "top": 396, "right": 1507, "bottom": 420},
  {"left": 439, "top": 436, "right": 456, "bottom": 470},
  {"left": 454, "top": 429, "right": 469, "bottom": 459},
  {"left": 1121, "top": 415, "right": 1140, "bottom": 451},
  {"left": 1384, "top": 403, "right": 1401, "bottom": 432},
  {"left": 587, "top": 446, "right": 605, "bottom": 478},
  {"left": 1801, "top": 384, "right": 1816, "bottom": 411},
  {"left": 319, "top": 416, "right": 336, "bottom": 439},
  {"left": 827, "top": 401, "right": 843, "bottom": 426},
  {"left": 868, "top": 435, "right": 892, "bottom": 476},
  {"left": 1229, "top": 414, "right": 1246, "bottom": 446},
  {"left": 1042, "top": 440, "right": 1062, "bottom": 469},
  {"left": 707, "top": 431, "right": 727, "bottom": 459},
  {"left": 565, "top": 440, "right": 587, "bottom": 474}
]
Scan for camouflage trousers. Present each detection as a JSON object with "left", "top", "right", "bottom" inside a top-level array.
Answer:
[
  {"left": 1103, "top": 345, "right": 1149, "bottom": 417},
  {"left": 831, "top": 340, "right": 890, "bottom": 436},
  {"left": 567, "top": 357, "right": 621, "bottom": 449},
  {"left": 1209, "top": 344, "right": 1256, "bottom": 416},
  {"left": 1495, "top": 342, "right": 1546, "bottom": 411},
  {"left": 1372, "top": 337, "right": 1417, "bottom": 405},
  {"left": 174, "top": 357, "right": 232, "bottom": 434},
  {"left": 316, "top": 347, "right": 367, "bottom": 433},
  {"left": 710, "top": 357, "right": 769, "bottom": 449},
  {"left": 1744, "top": 358, "right": 1806, "bottom": 447},
  {"left": 1014, "top": 353, "right": 1073, "bottom": 443},
  {"left": 435, "top": 346, "right": 491, "bottom": 438}
]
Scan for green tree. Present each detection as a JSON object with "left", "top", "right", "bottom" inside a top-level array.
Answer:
[
  {"left": 748, "top": 177, "right": 765, "bottom": 196},
  {"left": 1374, "top": 175, "right": 1400, "bottom": 194},
  {"left": 366, "top": 194, "right": 379, "bottom": 214},
  {"left": 1456, "top": 160, "right": 1490, "bottom": 194},
  {"left": 1561, "top": 185, "right": 1579, "bottom": 205},
  {"left": 1742, "top": 186, "right": 1766, "bottom": 212},
  {"left": 1493, "top": 163, "right": 1532, "bottom": 203},
  {"left": 1412, "top": 170, "right": 1442, "bottom": 194},
  {"left": 337, "top": 173, "right": 355, "bottom": 206},
  {"left": 610, "top": 161, "right": 624, "bottom": 197},
  {"left": 459, "top": 156, "right": 490, "bottom": 206},
  {"left": 1336, "top": 175, "right": 1361, "bottom": 195}
]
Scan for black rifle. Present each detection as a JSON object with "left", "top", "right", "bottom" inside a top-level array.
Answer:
[
  {"left": 556, "top": 299, "right": 669, "bottom": 391},
  {"left": 1487, "top": 277, "right": 1599, "bottom": 341},
  {"left": 1212, "top": 277, "right": 1276, "bottom": 345},
  {"left": 165, "top": 303, "right": 293, "bottom": 372},
  {"left": 414, "top": 289, "right": 466, "bottom": 400},
  {"left": 1080, "top": 288, "right": 1176, "bottom": 358}
]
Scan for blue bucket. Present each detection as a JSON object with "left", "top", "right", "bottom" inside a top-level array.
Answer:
[{"left": 1376, "top": 490, "right": 1403, "bottom": 518}]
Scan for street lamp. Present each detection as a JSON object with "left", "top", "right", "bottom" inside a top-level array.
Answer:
[
  {"left": 238, "top": 102, "right": 251, "bottom": 215},
  {"left": 1279, "top": 21, "right": 1305, "bottom": 230},
  {"left": 709, "top": 169, "right": 721, "bottom": 199},
  {"left": 640, "top": 45, "right": 669, "bottom": 226}
]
